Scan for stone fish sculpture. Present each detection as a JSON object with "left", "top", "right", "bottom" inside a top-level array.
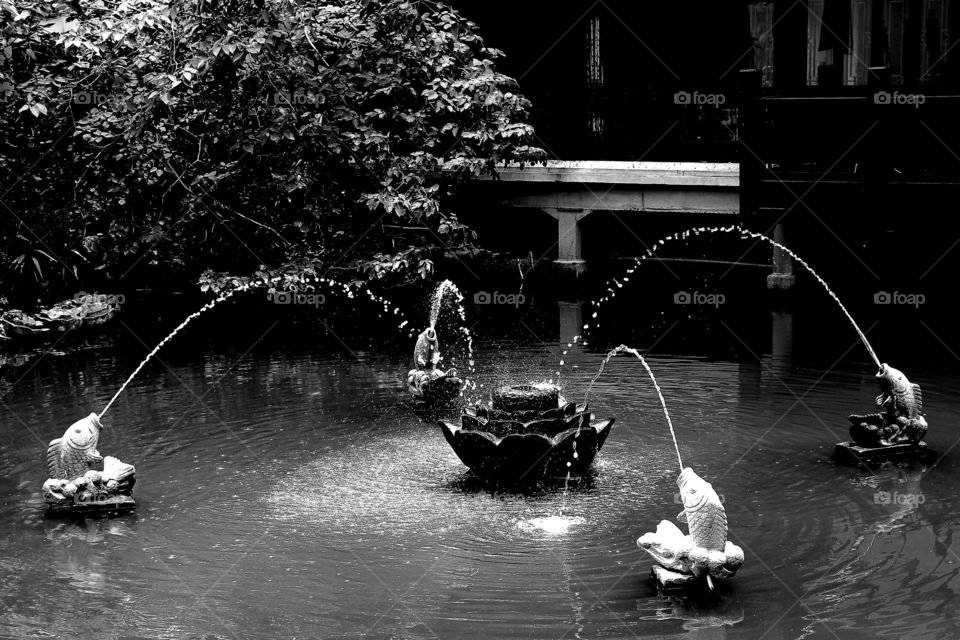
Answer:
[
  {"left": 407, "top": 326, "right": 462, "bottom": 405},
  {"left": 413, "top": 326, "right": 440, "bottom": 370},
  {"left": 848, "top": 363, "right": 927, "bottom": 448},
  {"left": 42, "top": 413, "right": 136, "bottom": 513},
  {"left": 638, "top": 468, "right": 744, "bottom": 590}
]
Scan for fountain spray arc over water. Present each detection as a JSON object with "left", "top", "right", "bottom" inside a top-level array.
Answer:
[
  {"left": 586, "top": 345, "right": 684, "bottom": 471},
  {"left": 98, "top": 275, "right": 417, "bottom": 419},
  {"left": 561, "top": 225, "right": 882, "bottom": 375}
]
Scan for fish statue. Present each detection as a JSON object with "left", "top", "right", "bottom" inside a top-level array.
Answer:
[
  {"left": 407, "top": 326, "right": 462, "bottom": 406},
  {"left": 637, "top": 467, "right": 744, "bottom": 588},
  {"left": 412, "top": 326, "right": 440, "bottom": 370},
  {"left": 849, "top": 363, "right": 928, "bottom": 446},
  {"left": 875, "top": 364, "right": 924, "bottom": 420},
  {"left": 46, "top": 413, "right": 104, "bottom": 480},
  {"left": 676, "top": 467, "right": 728, "bottom": 552}
]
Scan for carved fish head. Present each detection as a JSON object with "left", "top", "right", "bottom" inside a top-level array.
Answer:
[
  {"left": 677, "top": 467, "right": 723, "bottom": 516},
  {"left": 876, "top": 363, "right": 910, "bottom": 394},
  {"left": 65, "top": 413, "right": 103, "bottom": 450},
  {"left": 414, "top": 327, "right": 440, "bottom": 368}
]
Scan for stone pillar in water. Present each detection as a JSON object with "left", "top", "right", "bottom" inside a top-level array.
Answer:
[
  {"left": 545, "top": 208, "right": 592, "bottom": 276},
  {"left": 558, "top": 301, "right": 583, "bottom": 345},
  {"left": 766, "top": 222, "right": 796, "bottom": 289},
  {"left": 770, "top": 310, "right": 793, "bottom": 372}
]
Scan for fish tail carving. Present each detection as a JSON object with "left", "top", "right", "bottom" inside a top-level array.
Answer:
[{"left": 46, "top": 438, "right": 64, "bottom": 478}]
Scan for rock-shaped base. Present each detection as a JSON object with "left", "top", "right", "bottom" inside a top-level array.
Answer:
[
  {"left": 651, "top": 565, "right": 705, "bottom": 593},
  {"left": 47, "top": 494, "right": 136, "bottom": 516},
  {"left": 833, "top": 440, "right": 933, "bottom": 465},
  {"left": 43, "top": 456, "right": 136, "bottom": 514},
  {"left": 638, "top": 520, "right": 744, "bottom": 581},
  {"left": 848, "top": 414, "right": 928, "bottom": 448},
  {"left": 408, "top": 368, "right": 462, "bottom": 406}
]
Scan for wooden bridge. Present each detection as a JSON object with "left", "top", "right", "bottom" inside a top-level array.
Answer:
[{"left": 474, "top": 161, "right": 740, "bottom": 275}]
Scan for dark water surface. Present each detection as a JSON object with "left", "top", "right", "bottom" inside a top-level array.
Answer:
[{"left": 2, "top": 293, "right": 960, "bottom": 640}]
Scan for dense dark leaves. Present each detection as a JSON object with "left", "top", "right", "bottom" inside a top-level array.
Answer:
[{"left": 0, "top": 0, "right": 543, "bottom": 304}]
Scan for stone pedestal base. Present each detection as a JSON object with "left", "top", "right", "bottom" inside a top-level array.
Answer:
[
  {"left": 47, "top": 495, "right": 136, "bottom": 516},
  {"left": 833, "top": 441, "right": 933, "bottom": 465},
  {"left": 554, "top": 259, "right": 588, "bottom": 277},
  {"left": 766, "top": 273, "right": 796, "bottom": 290},
  {"left": 650, "top": 565, "right": 705, "bottom": 593}
]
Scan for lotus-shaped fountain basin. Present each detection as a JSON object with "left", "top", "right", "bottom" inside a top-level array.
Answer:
[{"left": 439, "top": 384, "right": 615, "bottom": 485}]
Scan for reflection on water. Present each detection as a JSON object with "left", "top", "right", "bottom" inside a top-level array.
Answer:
[
  {"left": 516, "top": 515, "right": 586, "bottom": 535},
  {"left": 644, "top": 593, "right": 745, "bottom": 640},
  {"left": 1, "top": 299, "right": 959, "bottom": 639}
]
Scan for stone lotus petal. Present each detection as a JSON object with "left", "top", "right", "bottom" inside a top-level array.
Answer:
[{"left": 439, "top": 385, "right": 615, "bottom": 485}]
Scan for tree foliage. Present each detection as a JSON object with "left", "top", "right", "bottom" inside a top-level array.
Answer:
[{"left": 0, "top": 0, "right": 543, "bottom": 304}]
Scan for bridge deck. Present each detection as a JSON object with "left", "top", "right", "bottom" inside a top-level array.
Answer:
[
  {"left": 488, "top": 161, "right": 739, "bottom": 188},
  {"left": 469, "top": 161, "right": 741, "bottom": 273}
]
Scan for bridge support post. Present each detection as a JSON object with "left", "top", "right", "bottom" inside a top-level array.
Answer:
[
  {"left": 770, "top": 310, "right": 793, "bottom": 371},
  {"left": 545, "top": 208, "right": 592, "bottom": 276},
  {"left": 766, "top": 222, "right": 796, "bottom": 289},
  {"left": 557, "top": 301, "right": 584, "bottom": 344}
]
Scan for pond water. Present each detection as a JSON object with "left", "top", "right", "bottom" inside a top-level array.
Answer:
[{"left": 1, "top": 292, "right": 959, "bottom": 640}]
